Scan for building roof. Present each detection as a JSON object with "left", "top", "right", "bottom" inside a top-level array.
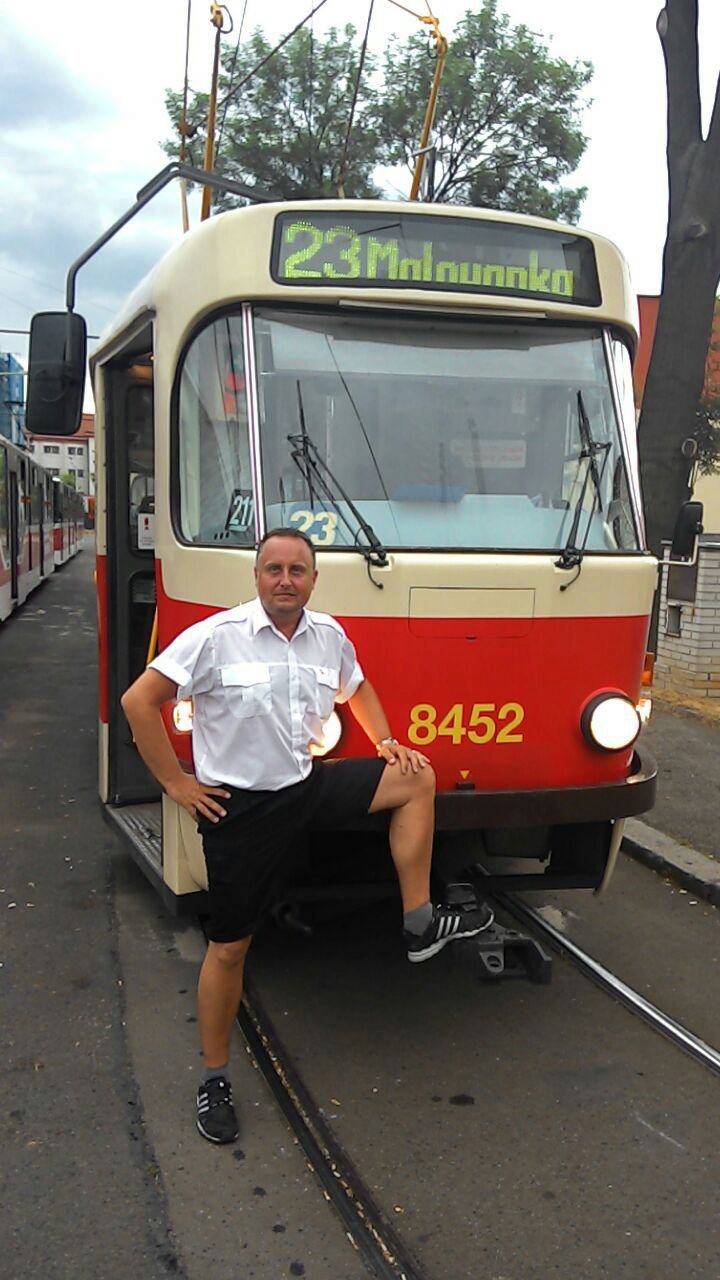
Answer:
[
  {"left": 27, "top": 412, "right": 94, "bottom": 444},
  {"left": 76, "top": 413, "right": 95, "bottom": 439}
]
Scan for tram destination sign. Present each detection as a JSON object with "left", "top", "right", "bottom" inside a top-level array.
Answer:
[{"left": 271, "top": 210, "right": 601, "bottom": 306}]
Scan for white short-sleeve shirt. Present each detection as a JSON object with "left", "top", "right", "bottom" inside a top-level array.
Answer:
[{"left": 149, "top": 596, "right": 365, "bottom": 790}]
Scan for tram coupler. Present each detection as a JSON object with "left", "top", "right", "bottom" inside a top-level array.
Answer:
[
  {"left": 440, "top": 881, "right": 552, "bottom": 984},
  {"left": 455, "top": 924, "right": 552, "bottom": 983}
]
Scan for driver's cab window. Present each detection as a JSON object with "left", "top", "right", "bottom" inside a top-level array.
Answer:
[{"left": 177, "top": 316, "right": 255, "bottom": 545}]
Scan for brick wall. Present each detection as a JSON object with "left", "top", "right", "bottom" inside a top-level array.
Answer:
[{"left": 656, "top": 541, "right": 720, "bottom": 696}]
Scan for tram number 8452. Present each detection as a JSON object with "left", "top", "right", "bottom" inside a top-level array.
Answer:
[{"left": 407, "top": 702, "right": 525, "bottom": 746}]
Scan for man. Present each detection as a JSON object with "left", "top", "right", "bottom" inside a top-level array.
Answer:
[{"left": 121, "top": 528, "right": 493, "bottom": 1144}]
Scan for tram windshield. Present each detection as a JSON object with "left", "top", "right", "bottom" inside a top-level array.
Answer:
[{"left": 177, "top": 308, "right": 640, "bottom": 552}]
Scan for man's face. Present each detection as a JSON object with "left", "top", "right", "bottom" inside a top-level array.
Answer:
[{"left": 254, "top": 537, "right": 317, "bottom": 623}]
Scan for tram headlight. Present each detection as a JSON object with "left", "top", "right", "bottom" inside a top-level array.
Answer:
[
  {"left": 309, "top": 710, "right": 343, "bottom": 757},
  {"left": 581, "top": 693, "right": 641, "bottom": 752},
  {"left": 172, "top": 699, "right": 194, "bottom": 734}
]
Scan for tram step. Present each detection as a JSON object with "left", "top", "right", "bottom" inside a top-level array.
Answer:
[{"left": 105, "top": 801, "right": 162, "bottom": 873}]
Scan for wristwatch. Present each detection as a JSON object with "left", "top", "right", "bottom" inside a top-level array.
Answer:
[{"left": 376, "top": 736, "right": 398, "bottom": 750}]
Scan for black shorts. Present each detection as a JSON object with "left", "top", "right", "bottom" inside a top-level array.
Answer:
[{"left": 197, "top": 757, "right": 386, "bottom": 943}]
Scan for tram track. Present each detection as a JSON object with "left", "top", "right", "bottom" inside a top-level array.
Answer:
[
  {"left": 237, "top": 986, "right": 427, "bottom": 1280},
  {"left": 234, "top": 885, "right": 720, "bottom": 1280},
  {"left": 497, "top": 890, "right": 720, "bottom": 1079}
]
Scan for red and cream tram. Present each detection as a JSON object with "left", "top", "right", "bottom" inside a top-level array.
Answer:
[
  {"left": 28, "top": 183, "right": 702, "bottom": 913},
  {"left": 0, "top": 436, "right": 79, "bottom": 622}
]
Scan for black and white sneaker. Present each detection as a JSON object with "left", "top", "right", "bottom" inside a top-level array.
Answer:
[
  {"left": 405, "top": 901, "right": 494, "bottom": 963},
  {"left": 196, "top": 1076, "right": 240, "bottom": 1144}
]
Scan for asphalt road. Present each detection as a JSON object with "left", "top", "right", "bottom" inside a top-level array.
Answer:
[
  {"left": 3, "top": 549, "right": 720, "bottom": 1280},
  {"left": 641, "top": 704, "right": 720, "bottom": 860},
  {"left": 0, "top": 552, "right": 368, "bottom": 1280},
  {"left": 0, "top": 553, "right": 181, "bottom": 1279}
]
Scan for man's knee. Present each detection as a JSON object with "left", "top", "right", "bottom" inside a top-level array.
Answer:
[
  {"left": 207, "top": 936, "right": 252, "bottom": 970},
  {"left": 370, "top": 759, "right": 436, "bottom": 814},
  {"left": 420, "top": 763, "right": 436, "bottom": 793},
  {"left": 412, "top": 762, "right": 436, "bottom": 799},
  {"left": 393, "top": 760, "right": 436, "bottom": 805}
]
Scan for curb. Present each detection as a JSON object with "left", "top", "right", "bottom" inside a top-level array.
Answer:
[
  {"left": 652, "top": 694, "right": 720, "bottom": 729},
  {"left": 622, "top": 818, "right": 720, "bottom": 909}
]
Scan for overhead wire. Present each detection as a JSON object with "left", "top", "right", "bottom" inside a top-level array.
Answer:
[
  {"left": 0, "top": 263, "right": 115, "bottom": 313},
  {"left": 216, "top": 0, "right": 249, "bottom": 165},
  {"left": 216, "top": 0, "right": 330, "bottom": 115},
  {"left": 178, "top": 0, "right": 194, "bottom": 229},
  {"left": 335, "top": 0, "right": 375, "bottom": 196},
  {"left": 308, "top": 2, "right": 314, "bottom": 185},
  {"left": 201, "top": 4, "right": 235, "bottom": 221},
  {"left": 386, "top": 0, "right": 447, "bottom": 200}
]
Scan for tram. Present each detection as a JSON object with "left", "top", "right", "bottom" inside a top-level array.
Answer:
[
  {"left": 0, "top": 436, "right": 82, "bottom": 622},
  {"left": 25, "top": 181, "right": 702, "bottom": 914},
  {"left": 53, "top": 478, "right": 85, "bottom": 566}
]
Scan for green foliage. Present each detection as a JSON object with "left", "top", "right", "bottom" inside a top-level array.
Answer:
[
  {"left": 163, "top": 3, "right": 592, "bottom": 218},
  {"left": 59, "top": 472, "right": 76, "bottom": 489},
  {"left": 164, "top": 25, "right": 383, "bottom": 203},
  {"left": 694, "top": 393, "right": 720, "bottom": 476},
  {"left": 694, "top": 302, "right": 720, "bottom": 475},
  {"left": 376, "top": 1, "right": 591, "bottom": 218}
]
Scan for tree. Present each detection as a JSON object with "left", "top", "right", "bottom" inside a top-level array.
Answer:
[
  {"left": 376, "top": 1, "right": 592, "bottom": 220},
  {"left": 693, "top": 390, "right": 720, "bottom": 476},
  {"left": 694, "top": 299, "right": 720, "bottom": 475},
  {"left": 638, "top": 0, "right": 720, "bottom": 559},
  {"left": 164, "top": 25, "right": 383, "bottom": 203},
  {"left": 162, "top": 5, "right": 592, "bottom": 217}
]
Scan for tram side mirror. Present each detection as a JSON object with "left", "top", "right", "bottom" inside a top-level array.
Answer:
[
  {"left": 667, "top": 500, "right": 703, "bottom": 565},
  {"left": 26, "top": 311, "right": 87, "bottom": 436}
]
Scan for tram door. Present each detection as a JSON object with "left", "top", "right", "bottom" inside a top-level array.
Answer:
[{"left": 104, "top": 348, "right": 158, "bottom": 805}]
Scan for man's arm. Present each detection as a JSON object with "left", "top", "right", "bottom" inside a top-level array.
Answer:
[
  {"left": 121, "top": 669, "right": 230, "bottom": 821},
  {"left": 347, "top": 679, "right": 428, "bottom": 773}
]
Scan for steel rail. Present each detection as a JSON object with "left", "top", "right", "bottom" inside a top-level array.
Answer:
[
  {"left": 496, "top": 891, "right": 720, "bottom": 1078},
  {"left": 237, "top": 987, "right": 426, "bottom": 1280}
]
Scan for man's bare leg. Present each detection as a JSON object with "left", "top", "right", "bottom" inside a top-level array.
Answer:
[
  {"left": 197, "top": 936, "right": 252, "bottom": 1069},
  {"left": 369, "top": 762, "right": 493, "bottom": 958},
  {"left": 369, "top": 763, "right": 436, "bottom": 911}
]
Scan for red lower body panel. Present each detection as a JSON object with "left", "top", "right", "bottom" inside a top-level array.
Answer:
[{"left": 153, "top": 571, "right": 649, "bottom": 798}]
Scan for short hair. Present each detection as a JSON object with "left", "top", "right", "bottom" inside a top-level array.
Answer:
[{"left": 256, "top": 527, "right": 316, "bottom": 566}]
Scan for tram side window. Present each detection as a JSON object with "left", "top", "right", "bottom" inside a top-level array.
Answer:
[
  {"left": 177, "top": 317, "right": 255, "bottom": 546},
  {"left": 31, "top": 472, "right": 43, "bottom": 524},
  {"left": 0, "top": 448, "right": 7, "bottom": 541}
]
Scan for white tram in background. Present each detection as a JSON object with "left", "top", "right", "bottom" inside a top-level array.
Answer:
[
  {"left": 0, "top": 434, "right": 83, "bottom": 622},
  {"left": 26, "top": 175, "right": 703, "bottom": 916}
]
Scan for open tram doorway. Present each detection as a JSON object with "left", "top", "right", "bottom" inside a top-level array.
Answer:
[{"left": 101, "top": 331, "right": 158, "bottom": 807}]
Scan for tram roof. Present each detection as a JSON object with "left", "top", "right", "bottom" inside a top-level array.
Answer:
[{"left": 91, "top": 199, "right": 638, "bottom": 363}]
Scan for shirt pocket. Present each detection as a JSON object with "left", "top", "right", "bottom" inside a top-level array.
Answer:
[
  {"left": 220, "top": 662, "right": 272, "bottom": 720},
  {"left": 310, "top": 665, "right": 340, "bottom": 718}
]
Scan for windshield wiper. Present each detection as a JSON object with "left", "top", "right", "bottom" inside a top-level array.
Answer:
[
  {"left": 287, "top": 385, "right": 389, "bottom": 578},
  {"left": 556, "top": 391, "right": 612, "bottom": 574}
]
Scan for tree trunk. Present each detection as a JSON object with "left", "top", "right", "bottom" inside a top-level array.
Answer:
[
  {"left": 640, "top": 231, "right": 720, "bottom": 557},
  {"left": 638, "top": 0, "right": 720, "bottom": 562}
]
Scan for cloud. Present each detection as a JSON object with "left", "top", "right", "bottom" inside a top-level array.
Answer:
[{"left": 0, "top": 24, "right": 107, "bottom": 127}]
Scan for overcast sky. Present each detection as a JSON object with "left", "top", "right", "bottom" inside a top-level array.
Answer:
[{"left": 1, "top": 0, "right": 719, "bottom": 376}]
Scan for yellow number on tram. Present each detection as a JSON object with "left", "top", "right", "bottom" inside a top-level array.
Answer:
[
  {"left": 289, "top": 509, "right": 338, "bottom": 545},
  {"left": 407, "top": 702, "right": 524, "bottom": 746}
]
